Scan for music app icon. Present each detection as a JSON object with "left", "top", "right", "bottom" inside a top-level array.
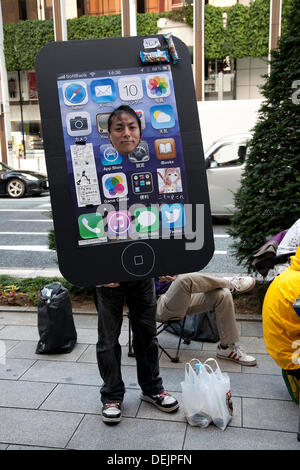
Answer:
[{"left": 107, "top": 210, "right": 131, "bottom": 237}]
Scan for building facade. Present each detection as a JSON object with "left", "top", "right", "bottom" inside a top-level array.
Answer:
[{"left": 0, "top": 0, "right": 267, "bottom": 170}]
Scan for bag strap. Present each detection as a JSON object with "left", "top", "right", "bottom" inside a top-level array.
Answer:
[{"left": 204, "top": 358, "right": 222, "bottom": 376}]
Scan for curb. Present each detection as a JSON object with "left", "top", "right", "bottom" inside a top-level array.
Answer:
[{"left": 0, "top": 305, "right": 262, "bottom": 322}]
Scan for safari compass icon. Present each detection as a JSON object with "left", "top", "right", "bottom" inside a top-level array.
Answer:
[{"left": 63, "top": 81, "right": 88, "bottom": 106}]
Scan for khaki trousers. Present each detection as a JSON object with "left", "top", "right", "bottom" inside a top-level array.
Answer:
[{"left": 156, "top": 273, "right": 239, "bottom": 345}]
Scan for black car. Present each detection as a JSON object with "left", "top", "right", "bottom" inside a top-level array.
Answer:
[{"left": 0, "top": 162, "right": 49, "bottom": 198}]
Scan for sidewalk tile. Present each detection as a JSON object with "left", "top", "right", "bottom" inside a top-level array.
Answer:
[
  {"left": 67, "top": 415, "right": 186, "bottom": 450},
  {"left": 40, "top": 384, "right": 141, "bottom": 418},
  {"left": 20, "top": 360, "right": 101, "bottom": 386},
  {"left": 0, "top": 408, "right": 83, "bottom": 448},
  {"left": 229, "top": 372, "right": 291, "bottom": 400},
  {"left": 240, "top": 321, "right": 263, "bottom": 337},
  {"left": 242, "top": 397, "right": 299, "bottom": 433},
  {"left": 184, "top": 426, "right": 300, "bottom": 450},
  {"left": 0, "top": 379, "right": 56, "bottom": 408},
  {"left": 0, "top": 325, "right": 39, "bottom": 341},
  {"left": 0, "top": 358, "right": 36, "bottom": 380},
  {"left": 6, "top": 340, "right": 89, "bottom": 362},
  {"left": 241, "top": 353, "right": 281, "bottom": 375}
]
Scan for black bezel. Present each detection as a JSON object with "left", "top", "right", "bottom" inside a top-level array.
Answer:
[{"left": 35, "top": 35, "right": 214, "bottom": 286}]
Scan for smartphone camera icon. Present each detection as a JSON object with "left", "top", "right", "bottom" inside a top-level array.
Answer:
[
  {"left": 128, "top": 141, "right": 150, "bottom": 163},
  {"left": 78, "top": 213, "right": 104, "bottom": 239},
  {"left": 100, "top": 144, "right": 122, "bottom": 166},
  {"left": 66, "top": 111, "right": 92, "bottom": 136},
  {"left": 131, "top": 172, "right": 153, "bottom": 194}
]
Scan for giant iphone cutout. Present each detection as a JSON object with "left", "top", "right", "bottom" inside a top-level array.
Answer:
[{"left": 35, "top": 35, "right": 214, "bottom": 286}]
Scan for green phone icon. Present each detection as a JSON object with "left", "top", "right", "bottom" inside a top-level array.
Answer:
[
  {"left": 78, "top": 213, "right": 104, "bottom": 239},
  {"left": 135, "top": 207, "right": 159, "bottom": 233}
]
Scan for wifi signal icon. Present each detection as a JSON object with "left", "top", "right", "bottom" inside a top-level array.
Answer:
[{"left": 90, "top": 72, "right": 96, "bottom": 77}]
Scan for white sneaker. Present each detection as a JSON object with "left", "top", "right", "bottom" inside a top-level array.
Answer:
[
  {"left": 216, "top": 343, "right": 257, "bottom": 366},
  {"left": 226, "top": 276, "right": 256, "bottom": 293}
]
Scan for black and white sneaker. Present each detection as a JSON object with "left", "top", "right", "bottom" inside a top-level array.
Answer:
[
  {"left": 140, "top": 392, "right": 179, "bottom": 412},
  {"left": 102, "top": 402, "right": 122, "bottom": 423}
]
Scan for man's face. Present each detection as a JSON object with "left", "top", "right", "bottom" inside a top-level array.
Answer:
[{"left": 108, "top": 113, "right": 141, "bottom": 154}]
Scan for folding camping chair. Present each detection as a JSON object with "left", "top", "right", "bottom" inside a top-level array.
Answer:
[{"left": 127, "top": 312, "right": 191, "bottom": 363}]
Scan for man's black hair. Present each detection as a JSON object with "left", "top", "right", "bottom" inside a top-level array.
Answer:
[{"left": 108, "top": 105, "right": 142, "bottom": 136}]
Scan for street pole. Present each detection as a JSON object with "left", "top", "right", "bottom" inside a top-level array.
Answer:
[
  {"left": 121, "top": 0, "right": 137, "bottom": 37},
  {"left": 268, "top": 0, "right": 282, "bottom": 74},
  {"left": 193, "top": 0, "right": 205, "bottom": 101},
  {"left": 0, "top": 1, "right": 12, "bottom": 165},
  {"left": 52, "top": 0, "right": 68, "bottom": 42}
]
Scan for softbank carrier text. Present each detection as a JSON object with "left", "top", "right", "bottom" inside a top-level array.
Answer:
[{"left": 107, "top": 454, "right": 192, "bottom": 467}]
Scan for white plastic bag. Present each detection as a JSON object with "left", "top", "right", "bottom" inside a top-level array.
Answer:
[{"left": 181, "top": 358, "right": 233, "bottom": 431}]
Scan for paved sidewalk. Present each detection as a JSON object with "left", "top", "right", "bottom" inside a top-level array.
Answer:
[{"left": 0, "top": 307, "right": 299, "bottom": 451}]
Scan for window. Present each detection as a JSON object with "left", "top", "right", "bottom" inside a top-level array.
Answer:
[{"left": 210, "top": 142, "right": 247, "bottom": 168}]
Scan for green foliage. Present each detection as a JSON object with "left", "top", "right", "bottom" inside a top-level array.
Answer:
[
  {"left": 3, "top": 4, "right": 294, "bottom": 71},
  {"left": 228, "top": 0, "right": 300, "bottom": 272}
]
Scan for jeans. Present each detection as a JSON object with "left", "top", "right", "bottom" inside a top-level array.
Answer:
[{"left": 95, "top": 278, "right": 163, "bottom": 404}]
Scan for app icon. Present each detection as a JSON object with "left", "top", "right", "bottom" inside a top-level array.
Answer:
[
  {"left": 161, "top": 203, "right": 185, "bottom": 229},
  {"left": 66, "top": 111, "right": 92, "bottom": 136},
  {"left": 128, "top": 141, "right": 149, "bottom": 163},
  {"left": 157, "top": 167, "right": 182, "bottom": 193},
  {"left": 96, "top": 113, "right": 110, "bottom": 134},
  {"left": 107, "top": 210, "right": 131, "bottom": 236},
  {"left": 135, "top": 207, "right": 159, "bottom": 233},
  {"left": 63, "top": 81, "right": 88, "bottom": 106},
  {"left": 91, "top": 78, "right": 116, "bottom": 103},
  {"left": 155, "top": 138, "right": 176, "bottom": 159},
  {"left": 146, "top": 74, "right": 171, "bottom": 99},
  {"left": 150, "top": 105, "right": 175, "bottom": 130},
  {"left": 100, "top": 144, "right": 122, "bottom": 166},
  {"left": 135, "top": 109, "right": 146, "bottom": 130},
  {"left": 102, "top": 172, "right": 128, "bottom": 198},
  {"left": 78, "top": 213, "right": 104, "bottom": 239},
  {"left": 118, "top": 76, "right": 143, "bottom": 101},
  {"left": 131, "top": 172, "right": 153, "bottom": 194}
]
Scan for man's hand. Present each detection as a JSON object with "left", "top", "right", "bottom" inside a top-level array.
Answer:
[
  {"left": 103, "top": 283, "right": 120, "bottom": 288},
  {"left": 158, "top": 275, "right": 177, "bottom": 283}
]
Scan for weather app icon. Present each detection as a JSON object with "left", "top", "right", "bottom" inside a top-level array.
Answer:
[
  {"left": 63, "top": 81, "right": 88, "bottom": 106},
  {"left": 150, "top": 105, "right": 175, "bottom": 130}
]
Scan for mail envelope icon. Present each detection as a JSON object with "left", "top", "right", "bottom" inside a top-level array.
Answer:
[
  {"left": 95, "top": 85, "right": 112, "bottom": 97},
  {"left": 91, "top": 79, "right": 116, "bottom": 103}
]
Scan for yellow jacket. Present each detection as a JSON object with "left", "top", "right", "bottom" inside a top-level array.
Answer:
[{"left": 262, "top": 246, "right": 300, "bottom": 370}]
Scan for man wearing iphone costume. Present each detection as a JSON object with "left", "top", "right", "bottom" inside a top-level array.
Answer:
[{"left": 94, "top": 105, "right": 179, "bottom": 424}]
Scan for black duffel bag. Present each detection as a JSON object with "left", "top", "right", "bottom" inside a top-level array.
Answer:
[
  {"left": 166, "top": 310, "right": 219, "bottom": 343},
  {"left": 36, "top": 282, "right": 77, "bottom": 354}
]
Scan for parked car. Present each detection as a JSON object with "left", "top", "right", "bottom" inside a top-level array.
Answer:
[
  {"left": 205, "top": 132, "right": 252, "bottom": 217},
  {"left": 0, "top": 162, "right": 48, "bottom": 198}
]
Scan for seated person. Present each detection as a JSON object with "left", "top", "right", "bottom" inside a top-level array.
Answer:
[
  {"left": 263, "top": 246, "right": 300, "bottom": 404},
  {"left": 155, "top": 273, "right": 257, "bottom": 366},
  {"left": 267, "top": 218, "right": 300, "bottom": 280}
]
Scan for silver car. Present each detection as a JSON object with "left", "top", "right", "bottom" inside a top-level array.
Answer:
[{"left": 205, "top": 132, "right": 252, "bottom": 216}]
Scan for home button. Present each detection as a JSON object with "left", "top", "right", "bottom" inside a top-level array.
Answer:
[{"left": 121, "top": 242, "right": 155, "bottom": 277}]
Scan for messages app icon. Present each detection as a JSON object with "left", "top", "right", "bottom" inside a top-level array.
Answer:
[
  {"left": 150, "top": 105, "right": 175, "bottom": 130},
  {"left": 91, "top": 79, "right": 116, "bottom": 103},
  {"left": 135, "top": 207, "right": 159, "bottom": 233}
]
